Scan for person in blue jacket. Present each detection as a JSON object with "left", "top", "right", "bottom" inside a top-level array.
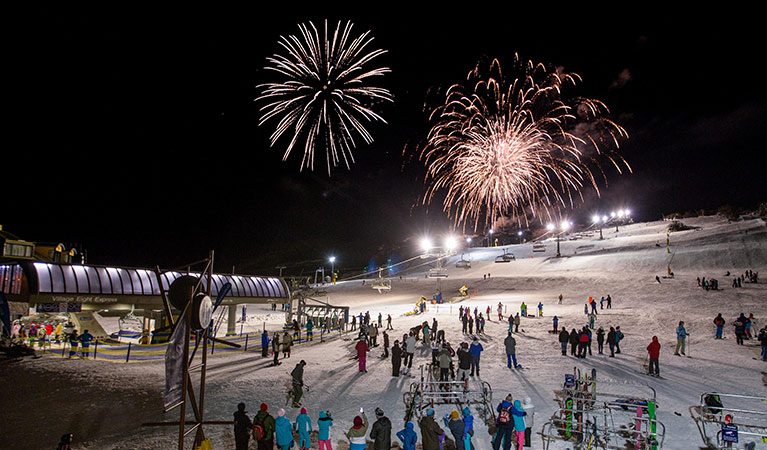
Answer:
[
  {"left": 674, "top": 321, "right": 688, "bottom": 356},
  {"left": 511, "top": 400, "right": 527, "bottom": 450},
  {"left": 318, "top": 410, "right": 334, "bottom": 450},
  {"left": 492, "top": 394, "right": 514, "bottom": 450},
  {"left": 462, "top": 407, "right": 475, "bottom": 450},
  {"left": 469, "top": 337, "right": 483, "bottom": 377},
  {"left": 77, "top": 329, "right": 94, "bottom": 359},
  {"left": 275, "top": 408, "right": 293, "bottom": 450},
  {"left": 396, "top": 421, "right": 417, "bottom": 450},
  {"left": 262, "top": 329, "right": 270, "bottom": 357},
  {"left": 295, "top": 407, "right": 312, "bottom": 450}
]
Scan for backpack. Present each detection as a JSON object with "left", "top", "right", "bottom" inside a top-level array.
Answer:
[
  {"left": 498, "top": 405, "right": 512, "bottom": 424},
  {"left": 252, "top": 422, "right": 265, "bottom": 440}
]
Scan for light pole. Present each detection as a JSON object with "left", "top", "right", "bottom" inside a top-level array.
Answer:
[
  {"left": 548, "top": 221, "right": 570, "bottom": 257},
  {"left": 329, "top": 256, "right": 336, "bottom": 283},
  {"left": 488, "top": 229, "right": 494, "bottom": 247}
]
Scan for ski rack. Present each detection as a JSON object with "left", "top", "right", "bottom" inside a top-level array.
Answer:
[
  {"left": 402, "top": 363, "right": 494, "bottom": 423},
  {"left": 540, "top": 367, "right": 665, "bottom": 449},
  {"left": 689, "top": 392, "right": 767, "bottom": 449}
]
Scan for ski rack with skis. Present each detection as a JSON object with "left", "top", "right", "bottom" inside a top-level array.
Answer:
[
  {"left": 689, "top": 392, "right": 767, "bottom": 449},
  {"left": 402, "top": 363, "right": 493, "bottom": 423},
  {"left": 540, "top": 367, "right": 665, "bottom": 449}
]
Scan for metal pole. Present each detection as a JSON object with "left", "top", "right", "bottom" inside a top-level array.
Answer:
[
  {"left": 244, "top": 334, "right": 249, "bottom": 352},
  {"left": 94, "top": 340, "right": 98, "bottom": 359},
  {"left": 179, "top": 306, "right": 191, "bottom": 450},
  {"left": 126, "top": 342, "right": 132, "bottom": 363}
]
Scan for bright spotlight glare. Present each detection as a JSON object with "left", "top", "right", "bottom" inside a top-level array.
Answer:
[
  {"left": 561, "top": 221, "right": 570, "bottom": 230},
  {"left": 421, "top": 238, "right": 432, "bottom": 252},
  {"left": 610, "top": 211, "right": 616, "bottom": 217},
  {"left": 466, "top": 237, "right": 472, "bottom": 243},
  {"left": 602, "top": 215, "right": 608, "bottom": 222},
  {"left": 517, "top": 231, "right": 523, "bottom": 236},
  {"left": 625, "top": 209, "right": 631, "bottom": 216},
  {"left": 546, "top": 223, "right": 555, "bottom": 231},
  {"left": 329, "top": 256, "right": 336, "bottom": 263},
  {"left": 592, "top": 215, "right": 600, "bottom": 223},
  {"left": 444, "top": 236, "right": 457, "bottom": 250}
]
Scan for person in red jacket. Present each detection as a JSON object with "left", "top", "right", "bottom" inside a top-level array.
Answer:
[
  {"left": 355, "top": 337, "right": 369, "bottom": 373},
  {"left": 646, "top": 336, "right": 661, "bottom": 377}
]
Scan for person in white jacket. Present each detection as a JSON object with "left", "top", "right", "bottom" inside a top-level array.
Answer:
[
  {"left": 404, "top": 333, "right": 416, "bottom": 370},
  {"left": 521, "top": 397, "right": 535, "bottom": 447}
]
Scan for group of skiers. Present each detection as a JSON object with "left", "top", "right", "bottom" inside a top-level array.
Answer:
[
  {"left": 458, "top": 306, "right": 486, "bottom": 335},
  {"left": 557, "top": 325, "right": 623, "bottom": 358}
]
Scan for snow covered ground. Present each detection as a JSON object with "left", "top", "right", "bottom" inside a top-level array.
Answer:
[{"left": 1, "top": 216, "right": 765, "bottom": 449}]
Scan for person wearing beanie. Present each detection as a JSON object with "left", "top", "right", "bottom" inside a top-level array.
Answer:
[
  {"left": 275, "top": 408, "right": 293, "bottom": 450},
  {"left": 295, "top": 407, "right": 313, "bottom": 450},
  {"left": 345, "top": 410, "right": 369, "bottom": 450},
  {"left": 396, "top": 421, "right": 418, "bottom": 450},
  {"left": 234, "top": 402, "right": 253, "bottom": 450},
  {"left": 493, "top": 396, "right": 514, "bottom": 450},
  {"left": 418, "top": 409, "right": 445, "bottom": 450},
  {"left": 647, "top": 336, "right": 661, "bottom": 377},
  {"left": 318, "top": 410, "right": 334, "bottom": 450},
  {"left": 253, "top": 402, "right": 276, "bottom": 450},
  {"left": 521, "top": 398, "right": 534, "bottom": 447},
  {"left": 391, "top": 340, "right": 402, "bottom": 376},
  {"left": 447, "top": 410, "right": 467, "bottom": 450},
  {"left": 675, "top": 321, "right": 688, "bottom": 356},
  {"left": 370, "top": 407, "right": 392, "bottom": 450},
  {"left": 457, "top": 342, "right": 472, "bottom": 381},
  {"left": 511, "top": 400, "right": 527, "bottom": 450},
  {"left": 462, "top": 407, "right": 475, "bottom": 450}
]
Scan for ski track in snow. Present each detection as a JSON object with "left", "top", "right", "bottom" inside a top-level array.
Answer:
[{"left": 1, "top": 216, "right": 766, "bottom": 449}]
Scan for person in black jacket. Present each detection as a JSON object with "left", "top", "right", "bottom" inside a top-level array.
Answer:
[
  {"left": 391, "top": 341, "right": 402, "bottom": 376},
  {"left": 558, "top": 328, "right": 569, "bottom": 356},
  {"left": 234, "top": 402, "right": 253, "bottom": 450},
  {"left": 607, "top": 327, "right": 617, "bottom": 357},
  {"left": 568, "top": 328, "right": 579, "bottom": 356},
  {"left": 596, "top": 327, "right": 605, "bottom": 354},
  {"left": 370, "top": 407, "right": 392, "bottom": 450},
  {"left": 457, "top": 342, "right": 472, "bottom": 381}
]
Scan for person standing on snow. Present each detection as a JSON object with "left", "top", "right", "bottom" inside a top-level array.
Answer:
[
  {"left": 607, "top": 327, "right": 617, "bottom": 357},
  {"left": 272, "top": 333, "right": 281, "bottom": 366},
  {"left": 391, "top": 340, "right": 402, "bottom": 376},
  {"left": 387, "top": 314, "right": 393, "bottom": 330},
  {"left": 558, "top": 327, "right": 569, "bottom": 356},
  {"left": 457, "top": 342, "right": 472, "bottom": 381},
  {"left": 253, "top": 403, "right": 276, "bottom": 450},
  {"left": 317, "top": 410, "right": 334, "bottom": 450},
  {"left": 370, "top": 407, "right": 392, "bottom": 450},
  {"left": 596, "top": 327, "right": 605, "bottom": 354},
  {"left": 615, "top": 326, "right": 624, "bottom": 354},
  {"left": 606, "top": 295, "right": 612, "bottom": 309},
  {"left": 514, "top": 313, "right": 521, "bottom": 333},
  {"left": 446, "top": 410, "right": 466, "bottom": 450},
  {"left": 405, "top": 332, "right": 416, "bottom": 370},
  {"left": 306, "top": 318, "right": 314, "bottom": 341},
  {"left": 734, "top": 314, "right": 747, "bottom": 345},
  {"left": 261, "top": 329, "right": 270, "bottom": 358},
  {"left": 492, "top": 395, "right": 515, "bottom": 450},
  {"left": 77, "top": 329, "right": 94, "bottom": 358},
  {"left": 569, "top": 328, "right": 579, "bottom": 356},
  {"left": 462, "top": 407, "right": 475, "bottom": 450},
  {"left": 462, "top": 313, "right": 469, "bottom": 334},
  {"left": 274, "top": 409, "right": 293, "bottom": 450},
  {"left": 647, "top": 336, "right": 661, "bottom": 377},
  {"left": 552, "top": 315, "right": 558, "bottom": 333},
  {"left": 497, "top": 302, "right": 504, "bottom": 321},
  {"left": 504, "top": 332, "right": 519, "bottom": 369},
  {"left": 537, "top": 302, "right": 543, "bottom": 317},
  {"left": 346, "top": 410, "right": 369, "bottom": 450},
  {"left": 600, "top": 296, "right": 605, "bottom": 310},
  {"left": 521, "top": 397, "right": 534, "bottom": 447},
  {"left": 356, "top": 337, "right": 369, "bottom": 373},
  {"left": 469, "top": 337, "right": 483, "bottom": 376},
  {"left": 758, "top": 326, "right": 767, "bottom": 361},
  {"left": 512, "top": 400, "right": 527, "bottom": 450},
  {"left": 675, "top": 321, "right": 688, "bottom": 356},
  {"left": 282, "top": 332, "right": 292, "bottom": 358},
  {"left": 438, "top": 343, "right": 453, "bottom": 381},
  {"left": 396, "top": 422, "right": 418, "bottom": 450},
  {"left": 295, "top": 407, "right": 312, "bottom": 450},
  {"left": 418, "top": 409, "right": 445, "bottom": 450},
  {"left": 233, "top": 402, "right": 252, "bottom": 450}
]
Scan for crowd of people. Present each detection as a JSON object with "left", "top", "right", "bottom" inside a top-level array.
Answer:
[{"left": 7, "top": 319, "right": 95, "bottom": 358}]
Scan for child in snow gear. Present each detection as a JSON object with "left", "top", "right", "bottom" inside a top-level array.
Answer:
[
  {"left": 318, "top": 410, "right": 334, "bottom": 450},
  {"left": 346, "top": 410, "right": 369, "bottom": 450},
  {"left": 396, "top": 422, "right": 418, "bottom": 450},
  {"left": 234, "top": 402, "right": 253, "bottom": 450},
  {"left": 275, "top": 409, "right": 293, "bottom": 450},
  {"left": 647, "top": 336, "right": 661, "bottom": 377},
  {"left": 512, "top": 400, "right": 527, "bottom": 450},
  {"left": 295, "top": 407, "right": 312, "bottom": 450},
  {"left": 446, "top": 410, "right": 467, "bottom": 450},
  {"left": 462, "top": 407, "right": 475, "bottom": 450},
  {"left": 370, "top": 408, "right": 392, "bottom": 450}
]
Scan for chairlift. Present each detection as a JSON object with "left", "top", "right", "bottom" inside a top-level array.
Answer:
[
  {"left": 455, "top": 260, "right": 471, "bottom": 269},
  {"left": 532, "top": 242, "right": 546, "bottom": 252},
  {"left": 494, "top": 249, "right": 515, "bottom": 263},
  {"left": 371, "top": 278, "right": 391, "bottom": 293}
]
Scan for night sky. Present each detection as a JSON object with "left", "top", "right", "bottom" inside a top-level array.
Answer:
[{"left": 7, "top": 6, "right": 766, "bottom": 274}]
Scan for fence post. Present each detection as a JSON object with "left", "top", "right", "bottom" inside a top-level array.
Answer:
[
  {"left": 211, "top": 338, "right": 215, "bottom": 355},
  {"left": 126, "top": 342, "right": 132, "bottom": 363},
  {"left": 94, "top": 340, "right": 98, "bottom": 359},
  {"left": 244, "top": 334, "right": 249, "bottom": 352}
]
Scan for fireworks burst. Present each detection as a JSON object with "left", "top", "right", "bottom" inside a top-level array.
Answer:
[
  {"left": 256, "top": 20, "right": 393, "bottom": 175},
  {"left": 421, "top": 55, "right": 630, "bottom": 231}
]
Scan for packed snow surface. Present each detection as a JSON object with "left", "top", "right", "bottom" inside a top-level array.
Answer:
[{"left": 1, "top": 216, "right": 765, "bottom": 449}]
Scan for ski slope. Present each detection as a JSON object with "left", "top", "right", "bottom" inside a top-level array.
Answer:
[{"left": 1, "top": 216, "right": 765, "bottom": 449}]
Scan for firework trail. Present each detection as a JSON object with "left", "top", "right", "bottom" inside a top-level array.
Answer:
[
  {"left": 256, "top": 20, "right": 393, "bottom": 175},
  {"left": 421, "top": 55, "right": 630, "bottom": 231}
]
